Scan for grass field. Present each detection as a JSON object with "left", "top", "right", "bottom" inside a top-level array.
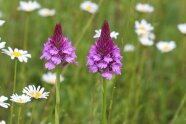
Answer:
[{"left": 0, "top": 0, "right": 186, "bottom": 124}]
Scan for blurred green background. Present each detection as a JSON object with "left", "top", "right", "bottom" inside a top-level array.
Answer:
[{"left": 0, "top": 0, "right": 186, "bottom": 124}]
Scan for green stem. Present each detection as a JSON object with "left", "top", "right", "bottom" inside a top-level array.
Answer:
[
  {"left": 55, "top": 67, "right": 61, "bottom": 124},
  {"left": 108, "top": 81, "right": 116, "bottom": 124},
  {"left": 170, "top": 93, "right": 186, "bottom": 124},
  {"left": 18, "top": 106, "right": 22, "bottom": 124},
  {"left": 74, "top": 0, "right": 104, "bottom": 48},
  {"left": 10, "top": 60, "right": 18, "bottom": 124},
  {"left": 29, "top": 102, "right": 35, "bottom": 124},
  {"left": 102, "top": 78, "right": 107, "bottom": 124},
  {"left": 23, "top": 15, "right": 29, "bottom": 50},
  {"left": 133, "top": 48, "right": 146, "bottom": 123}
]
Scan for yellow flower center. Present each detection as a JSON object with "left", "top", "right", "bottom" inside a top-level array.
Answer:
[
  {"left": 29, "top": 92, "right": 35, "bottom": 97},
  {"left": 18, "top": 98, "right": 25, "bottom": 103},
  {"left": 34, "top": 92, "right": 42, "bottom": 99},
  {"left": 44, "top": 10, "right": 50, "bottom": 15},
  {"left": 12, "top": 52, "right": 22, "bottom": 57},
  {"left": 86, "top": 5, "right": 93, "bottom": 11},
  {"left": 162, "top": 45, "right": 170, "bottom": 52},
  {"left": 139, "top": 26, "right": 145, "bottom": 30},
  {"left": 26, "top": 7, "right": 32, "bottom": 12}
]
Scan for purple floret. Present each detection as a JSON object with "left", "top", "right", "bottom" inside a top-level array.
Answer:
[
  {"left": 40, "top": 23, "right": 77, "bottom": 70},
  {"left": 87, "top": 20, "right": 122, "bottom": 80}
]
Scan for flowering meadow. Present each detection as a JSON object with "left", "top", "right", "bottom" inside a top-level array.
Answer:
[{"left": 0, "top": 0, "right": 186, "bottom": 124}]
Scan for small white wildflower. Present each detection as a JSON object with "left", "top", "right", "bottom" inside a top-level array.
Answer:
[
  {"left": 93, "top": 29, "right": 119, "bottom": 39},
  {"left": 10, "top": 94, "right": 31, "bottom": 104},
  {"left": 177, "top": 23, "right": 186, "bottom": 34},
  {"left": 17, "top": 1, "right": 40, "bottom": 12},
  {"left": 156, "top": 41, "right": 176, "bottom": 53},
  {"left": 124, "top": 44, "right": 135, "bottom": 52},
  {"left": 23, "top": 85, "right": 49, "bottom": 99},
  {"left": 42, "top": 72, "right": 64, "bottom": 85},
  {"left": 38, "top": 8, "right": 55, "bottom": 17},
  {"left": 0, "top": 38, "right": 6, "bottom": 49},
  {"left": 0, "top": 96, "right": 10, "bottom": 108},
  {"left": 2, "top": 47, "right": 31, "bottom": 63},
  {"left": 80, "top": 1, "right": 98, "bottom": 14},
  {"left": 136, "top": 3, "right": 154, "bottom": 13},
  {"left": 0, "top": 19, "right": 5, "bottom": 26},
  {"left": 138, "top": 32, "right": 155, "bottom": 46},
  {"left": 135, "top": 19, "right": 154, "bottom": 35},
  {"left": 0, "top": 120, "right": 6, "bottom": 124}
]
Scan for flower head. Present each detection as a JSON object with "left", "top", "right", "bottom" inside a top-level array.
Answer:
[
  {"left": 40, "top": 23, "right": 77, "bottom": 70},
  {"left": 23, "top": 85, "right": 49, "bottom": 99},
  {"left": 0, "top": 96, "right": 10, "bottom": 108},
  {"left": 0, "top": 120, "right": 5, "bottom": 124},
  {"left": 0, "top": 38, "right": 6, "bottom": 49},
  {"left": 38, "top": 8, "right": 55, "bottom": 17},
  {"left": 0, "top": 19, "right": 5, "bottom": 26},
  {"left": 136, "top": 3, "right": 154, "bottom": 13},
  {"left": 42, "top": 72, "right": 64, "bottom": 85},
  {"left": 2, "top": 47, "right": 31, "bottom": 62},
  {"left": 10, "top": 94, "right": 31, "bottom": 104},
  {"left": 80, "top": 1, "right": 98, "bottom": 14},
  {"left": 87, "top": 20, "right": 122, "bottom": 80},
  {"left": 177, "top": 23, "right": 186, "bottom": 34},
  {"left": 156, "top": 41, "right": 176, "bottom": 53},
  {"left": 135, "top": 19, "right": 154, "bottom": 35},
  {"left": 124, "top": 44, "right": 135, "bottom": 52},
  {"left": 138, "top": 32, "right": 155, "bottom": 46},
  {"left": 93, "top": 29, "right": 119, "bottom": 39},
  {"left": 18, "top": 1, "right": 40, "bottom": 12}
]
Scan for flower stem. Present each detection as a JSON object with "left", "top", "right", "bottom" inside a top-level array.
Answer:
[
  {"left": 29, "top": 102, "right": 35, "bottom": 124},
  {"left": 75, "top": 0, "right": 104, "bottom": 48},
  {"left": 102, "top": 78, "right": 107, "bottom": 124},
  {"left": 55, "top": 67, "right": 61, "bottom": 124},
  {"left": 13, "top": 60, "right": 18, "bottom": 93},
  {"left": 10, "top": 60, "right": 18, "bottom": 124},
  {"left": 18, "top": 106, "right": 22, "bottom": 124},
  {"left": 108, "top": 80, "right": 116, "bottom": 124},
  {"left": 170, "top": 92, "right": 186, "bottom": 124},
  {"left": 23, "top": 15, "right": 29, "bottom": 50}
]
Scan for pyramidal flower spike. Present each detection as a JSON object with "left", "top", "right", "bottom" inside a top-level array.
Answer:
[
  {"left": 40, "top": 23, "right": 77, "bottom": 70},
  {"left": 87, "top": 20, "right": 123, "bottom": 80}
]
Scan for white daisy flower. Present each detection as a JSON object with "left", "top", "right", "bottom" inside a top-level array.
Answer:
[
  {"left": 110, "top": 31, "right": 119, "bottom": 39},
  {"left": 156, "top": 41, "right": 176, "bottom": 53},
  {"left": 124, "top": 44, "right": 135, "bottom": 52},
  {"left": 0, "top": 19, "right": 5, "bottom": 26},
  {"left": 177, "top": 23, "right": 186, "bottom": 34},
  {"left": 135, "top": 3, "right": 154, "bottom": 13},
  {"left": 138, "top": 32, "right": 155, "bottom": 46},
  {"left": 135, "top": 19, "right": 154, "bottom": 35},
  {"left": 93, "top": 29, "right": 119, "bottom": 39},
  {"left": 17, "top": 1, "right": 40, "bottom": 12},
  {"left": 0, "top": 96, "right": 10, "bottom": 108},
  {"left": 42, "top": 72, "right": 64, "bottom": 85},
  {"left": 0, "top": 38, "right": 6, "bottom": 49},
  {"left": 10, "top": 94, "right": 31, "bottom": 104},
  {"left": 0, "top": 120, "right": 6, "bottom": 124},
  {"left": 38, "top": 8, "right": 55, "bottom": 17},
  {"left": 139, "top": 37, "right": 154, "bottom": 46},
  {"left": 2, "top": 47, "right": 31, "bottom": 63},
  {"left": 23, "top": 85, "right": 49, "bottom": 99},
  {"left": 80, "top": 1, "right": 98, "bottom": 14}
]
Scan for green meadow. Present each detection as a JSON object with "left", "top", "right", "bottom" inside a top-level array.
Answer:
[{"left": 0, "top": 0, "right": 186, "bottom": 124}]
